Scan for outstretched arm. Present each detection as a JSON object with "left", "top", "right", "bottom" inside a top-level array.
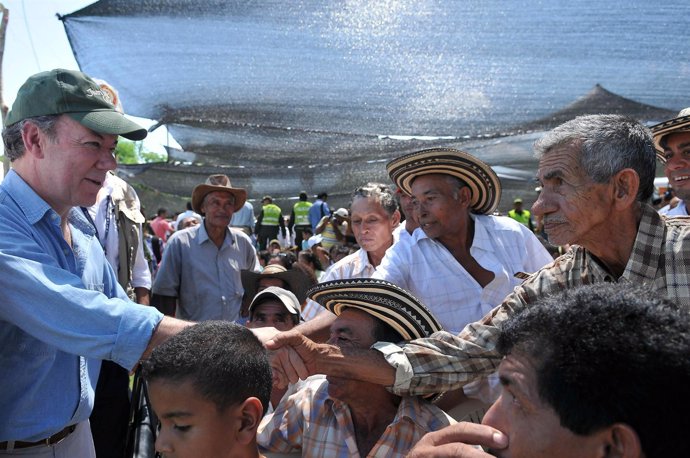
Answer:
[{"left": 406, "top": 422, "right": 508, "bottom": 458}]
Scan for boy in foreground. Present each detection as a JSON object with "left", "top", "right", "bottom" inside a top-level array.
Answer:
[{"left": 143, "top": 321, "right": 271, "bottom": 458}]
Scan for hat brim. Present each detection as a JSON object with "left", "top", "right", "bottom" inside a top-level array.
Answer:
[
  {"left": 308, "top": 279, "right": 442, "bottom": 341},
  {"left": 241, "top": 269, "right": 312, "bottom": 305},
  {"left": 68, "top": 110, "right": 148, "bottom": 141},
  {"left": 651, "top": 114, "right": 690, "bottom": 162},
  {"left": 191, "top": 184, "right": 247, "bottom": 214},
  {"left": 386, "top": 148, "right": 501, "bottom": 215},
  {"left": 248, "top": 288, "right": 301, "bottom": 318}
]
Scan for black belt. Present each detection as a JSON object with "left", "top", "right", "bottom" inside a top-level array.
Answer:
[{"left": 0, "top": 424, "right": 76, "bottom": 450}]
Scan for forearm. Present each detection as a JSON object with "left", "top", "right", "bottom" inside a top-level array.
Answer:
[
  {"left": 315, "top": 345, "right": 396, "bottom": 386},
  {"left": 135, "top": 287, "right": 151, "bottom": 305}
]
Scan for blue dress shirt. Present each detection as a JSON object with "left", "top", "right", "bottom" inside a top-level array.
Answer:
[{"left": 0, "top": 170, "right": 163, "bottom": 442}]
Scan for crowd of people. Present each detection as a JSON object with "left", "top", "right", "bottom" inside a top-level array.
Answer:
[{"left": 3, "top": 68, "right": 690, "bottom": 458}]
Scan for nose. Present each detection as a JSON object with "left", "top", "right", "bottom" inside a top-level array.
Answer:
[
  {"left": 480, "top": 398, "right": 503, "bottom": 431},
  {"left": 531, "top": 189, "right": 551, "bottom": 218},
  {"left": 98, "top": 149, "right": 118, "bottom": 171},
  {"left": 154, "top": 429, "right": 173, "bottom": 454}
]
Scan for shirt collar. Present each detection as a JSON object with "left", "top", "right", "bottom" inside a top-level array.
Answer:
[
  {"left": 197, "top": 220, "right": 234, "bottom": 247},
  {"left": 353, "top": 247, "right": 373, "bottom": 276},
  {"left": 621, "top": 203, "right": 664, "bottom": 282},
  {"left": 2, "top": 169, "right": 55, "bottom": 225}
]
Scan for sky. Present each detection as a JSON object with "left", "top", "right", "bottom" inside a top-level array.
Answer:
[{"left": 1, "top": 0, "right": 177, "bottom": 154}]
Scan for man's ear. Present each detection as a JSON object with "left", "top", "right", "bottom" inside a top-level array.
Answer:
[
  {"left": 597, "top": 423, "right": 642, "bottom": 458},
  {"left": 391, "top": 209, "right": 401, "bottom": 227},
  {"left": 612, "top": 169, "right": 640, "bottom": 210},
  {"left": 236, "top": 397, "right": 265, "bottom": 445},
  {"left": 20, "top": 121, "right": 47, "bottom": 159},
  {"left": 457, "top": 185, "right": 473, "bottom": 208}
]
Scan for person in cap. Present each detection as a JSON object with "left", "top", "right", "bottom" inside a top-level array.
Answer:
[
  {"left": 245, "top": 286, "right": 303, "bottom": 411},
  {"left": 411, "top": 283, "right": 690, "bottom": 458},
  {"left": 507, "top": 197, "right": 534, "bottom": 231},
  {"left": 240, "top": 263, "right": 312, "bottom": 317},
  {"left": 308, "top": 191, "right": 331, "bottom": 231},
  {"left": 267, "top": 115, "right": 690, "bottom": 454},
  {"left": 0, "top": 69, "right": 192, "bottom": 455},
  {"left": 257, "top": 279, "right": 454, "bottom": 457},
  {"left": 152, "top": 174, "right": 260, "bottom": 322},
  {"left": 255, "top": 195, "right": 287, "bottom": 251},
  {"left": 288, "top": 191, "right": 314, "bottom": 249},
  {"left": 174, "top": 201, "right": 202, "bottom": 231},
  {"left": 315, "top": 206, "right": 349, "bottom": 250},
  {"left": 652, "top": 107, "right": 690, "bottom": 216}
]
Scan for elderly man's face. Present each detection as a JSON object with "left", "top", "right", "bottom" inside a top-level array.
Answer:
[
  {"left": 532, "top": 145, "right": 613, "bottom": 247},
  {"left": 482, "top": 352, "right": 605, "bottom": 457},
  {"left": 201, "top": 191, "right": 235, "bottom": 230},
  {"left": 27, "top": 115, "right": 118, "bottom": 215},
  {"left": 661, "top": 131, "right": 690, "bottom": 201},
  {"left": 326, "top": 308, "right": 378, "bottom": 400},
  {"left": 410, "top": 174, "right": 469, "bottom": 240}
]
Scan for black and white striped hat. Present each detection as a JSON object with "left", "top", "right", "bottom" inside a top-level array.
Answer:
[
  {"left": 308, "top": 278, "right": 442, "bottom": 340},
  {"left": 386, "top": 147, "right": 501, "bottom": 215},
  {"left": 651, "top": 108, "right": 690, "bottom": 162}
]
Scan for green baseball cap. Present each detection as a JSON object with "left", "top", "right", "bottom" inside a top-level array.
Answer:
[{"left": 5, "top": 69, "right": 147, "bottom": 141}]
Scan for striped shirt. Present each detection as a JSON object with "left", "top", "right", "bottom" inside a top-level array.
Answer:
[
  {"left": 381, "top": 203, "right": 690, "bottom": 396},
  {"left": 257, "top": 376, "right": 454, "bottom": 457}
]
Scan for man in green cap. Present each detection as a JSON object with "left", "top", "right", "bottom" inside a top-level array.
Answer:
[{"left": 0, "top": 69, "right": 191, "bottom": 456}]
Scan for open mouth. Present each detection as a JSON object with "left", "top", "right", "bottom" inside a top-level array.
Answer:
[{"left": 673, "top": 175, "right": 690, "bottom": 184}]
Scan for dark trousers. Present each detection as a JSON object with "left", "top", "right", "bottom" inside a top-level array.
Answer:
[
  {"left": 257, "top": 226, "right": 280, "bottom": 250},
  {"left": 90, "top": 360, "right": 130, "bottom": 458}
]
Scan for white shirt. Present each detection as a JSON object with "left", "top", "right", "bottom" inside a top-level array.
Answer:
[
  {"left": 659, "top": 200, "right": 688, "bottom": 216},
  {"left": 300, "top": 248, "right": 376, "bottom": 321},
  {"left": 373, "top": 214, "right": 553, "bottom": 333}
]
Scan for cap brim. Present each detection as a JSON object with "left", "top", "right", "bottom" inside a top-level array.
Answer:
[
  {"left": 68, "top": 110, "right": 148, "bottom": 141},
  {"left": 651, "top": 114, "right": 690, "bottom": 161},
  {"left": 387, "top": 148, "right": 501, "bottom": 215}
]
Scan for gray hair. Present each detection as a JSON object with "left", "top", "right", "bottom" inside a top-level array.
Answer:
[
  {"left": 533, "top": 115, "right": 656, "bottom": 202},
  {"left": 2, "top": 115, "right": 60, "bottom": 162},
  {"left": 351, "top": 182, "right": 398, "bottom": 216}
]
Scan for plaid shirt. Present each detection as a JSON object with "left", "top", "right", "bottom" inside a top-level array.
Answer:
[
  {"left": 385, "top": 203, "right": 690, "bottom": 395},
  {"left": 257, "top": 376, "right": 454, "bottom": 457}
]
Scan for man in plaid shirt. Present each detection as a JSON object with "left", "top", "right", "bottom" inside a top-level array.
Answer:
[{"left": 268, "top": 114, "right": 690, "bottom": 453}]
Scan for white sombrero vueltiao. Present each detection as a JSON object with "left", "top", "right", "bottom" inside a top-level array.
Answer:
[
  {"left": 386, "top": 147, "right": 502, "bottom": 215},
  {"left": 651, "top": 107, "right": 690, "bottom": 163},
  {"left": 308, "top": 278, "right": 442, "bottom": 340}
]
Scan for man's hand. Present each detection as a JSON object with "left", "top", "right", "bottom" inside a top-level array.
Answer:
[
  {"left": 266, "top": 330, "right": 330, "bottom": 386},
  {"left": 406, "top": 422, "right": 508, "bottom": 457}
]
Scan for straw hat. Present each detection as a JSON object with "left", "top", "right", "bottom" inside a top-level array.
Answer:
[
  {"left": 386, "top": 148, "right": 501, "bottom": 215},
  {"left": 191, "top": 174, "right": 247, "bottom": 214},
  {"left": 308, "top": 278, "right": 442, "bottom": 340},
  {"left": 241, "top": 264, "right": 312, "bottom": 305},
  {"left": 651, "top": 107, "right": 690, "bottom": 162}
]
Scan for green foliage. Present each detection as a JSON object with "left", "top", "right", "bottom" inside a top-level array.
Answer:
[{"left": 115, "top": 138, "right": 166, "bottom": 164}]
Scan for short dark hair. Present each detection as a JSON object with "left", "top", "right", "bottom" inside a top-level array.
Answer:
[
  {"left": 142, "top": 321, "right": 272, "bottom": 414},
  {"left": 317, "top": 192, "right": 328, "bottom": 199},
  {"left": 497, "top": 283, "right": 690, "bottom": 457},
  {"left": 299, "top": 191, "right": 308, "bottom": 201},
  {"left": 156, "top": 208, "right": 167, "bottom": 216}
]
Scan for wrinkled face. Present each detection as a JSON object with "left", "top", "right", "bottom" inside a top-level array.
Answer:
[
  {"left": 29, "top": 115, "right": 118, "bottom": 215},
  {"left": 326, "top": 308, "right": 377, "bottom": 400},
  {"left": 482, "top": 353, "right": 603, "bottom": 458},
  {"left": 349, "top": 196, "right": 399, "bottom": 257},
  {"left": 150, "top": 379, "right": 241, "bottom": 458},
  {"left": 247, "top": 299, "right": 296, "bottom": 332},
  {"left": 411, "top": 174, "right": 469, "bottom": 241},
  {"left": 532, "top": 146, "right": 613, "bottom": 247},
  {"left": 201, "top": 191, "right": 235, "bottom": 230},
  {"left": 661, "top": 131, "right": 690, "bottom": 201}
]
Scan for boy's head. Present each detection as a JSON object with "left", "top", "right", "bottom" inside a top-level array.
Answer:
[{"left": 142, "top": 321, "right": 271, "bottom": 457}]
